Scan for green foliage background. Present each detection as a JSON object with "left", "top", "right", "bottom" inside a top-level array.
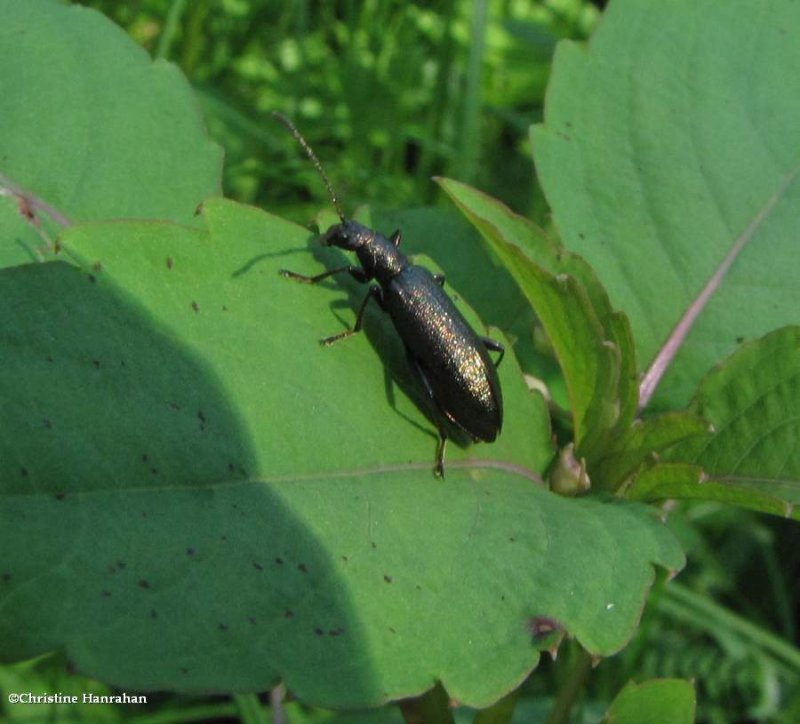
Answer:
[
  {"left": 77, "top": 0, "right": 598, "bottom": 224},
  {"left": 1, "top": 1, "right": 798, "bottom": 722}
]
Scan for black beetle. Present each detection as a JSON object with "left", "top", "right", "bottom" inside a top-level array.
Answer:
[{"left": 273, "top": 112, "right": 503, "bottom": 476}]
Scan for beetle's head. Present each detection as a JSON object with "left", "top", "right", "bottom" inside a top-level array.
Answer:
[{"left": 321, "top": 219, "right": 373, "bottom": 251}]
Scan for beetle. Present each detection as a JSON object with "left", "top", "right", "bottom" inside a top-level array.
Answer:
[{"left": 273, "top": 111, "right": 503, "bottom": 476}]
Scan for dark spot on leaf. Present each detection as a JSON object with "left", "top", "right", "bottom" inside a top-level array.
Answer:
[
  {"left": 341, "top": 555, "right": 349, "bottom": 563},
  {"left": 736, "top": 336, "right": 745, "bottom": 343},
  {"left": 43, "top": 418, "right": 53, "bottom": 429},
  {"left": 46, "top": 355, "right": 53, "bottom": 363},
  {"left": 186, "top": 547, "right": 196, "bottom": 557},
  {"left": 248, "top": 617, "right": 257, "bottom": 625},
  {"left": 330, "top": 627, "right": 344, "bottom": 637},
  {"left": 92, "top": 261, "right": 103, "bottom": 273},
  {"left": 92, "top": 359, "right": 100, "bottom": 369},
  {"left": 101, "top": 590, "right": 111, "bottom": 598},
  {"left": 166, "top": 257, "right": 174, "bottom": 270},
  {"left": 117, "top": 561, "right": 126, "bottom": 570},
  {"left": 384, "top": 575, "right": 392, "bottom": 583},
  {"left": 141, "top": 511, "right": 148, "bottom": 518},
  {"left": 253, "top": 561, "right": 263, "bottom": 571},
  {"left": 298, "top": 563, "right": 308, "bottom": 574},
  {"left": 2, "top": 573, "right": 12, "bottom": 583},
  {"left": 54, "top": 493, "right": 65, "bottom": 501},
  {"left": 578, "top": 232, "right": 586, "bottom": 240},
  {"left": 501, "top": 595, "right": 506, "bottom": 601},
  {"left": 142, "top": 454, "right": 148, "bottom": 463},
  {"left": 284, "top": 609, "right": 294, "bottom": 619},
  {"left": 565, "top": 120, "right": 573, "bottom": 128},
  {"left": 275, "top": 557, "right": 284, "bottom": 566},
  {"left": 218, "top": 623, "right": 228, "bottom": 631},
  {"left": 509, "top": 537, "right": 516, "bottom": 543},
  {"left": 150, "top": 609, "right": 158, "bottom": 619},
  {"left": 415, "top": 585, "right": 422, "bottom": 591},
  {"left": 151, "top": 467, "right": 158, "bottom": 475},
  {"left": 228, "top": 462, "right": 236, "bottom": 472},
  {"left": 528, "top": 616, "right": 563, "bottom": 641},
  {"left": 180, "top": 667, "right": 189, "bottom": 674},
  {"left": 120, "top": 359, "right": 126, "bottom": 367},
  {"left": 371, "top": 542, "right": 377, "bottom": 549},
  {"left": 220, "top": 535, "right": 228, "bottom": 542},
  {"left": 169, "top": 401, "right": 180, "bottom": 411},
  {"left": 222, "top": 305, "right": 228, "bottom": 312},
  {"left": 191, "top": 301, "right": 200, "bottom": 312},
  {"left": 20, "top": 467, "right": 28, "bottom": 478},
  {"left": 138, "top": 579, "right": 151, "bottom": 589},
  {"left": 314, "top": 627, "right": 324, "bottom": 636},
  {"left": 388, "top": 626, "right": 396, "bottom": 634},
  {"left": 88, "top": 274, "right": 96, "bottom": 284},
  {"left": 18, "top": 196, "right": 35, "bottom": 221}
]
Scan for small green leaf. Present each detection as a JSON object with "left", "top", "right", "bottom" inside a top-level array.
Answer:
[
  {"left": 640, "top": 327, "right": 800, "bottom": 519},
  {"left": 593, "top": 413, "right": 711, "bottom": 491},
  {"left": 604, "top": 679, "right": 696, "bottom": 724}
]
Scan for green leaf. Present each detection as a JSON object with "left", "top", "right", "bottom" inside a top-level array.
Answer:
[
  {"left": 0, "top": 199, "right": 683, "bottom": 708},
  {"left": 593, "top": 413, "right": 711, "bottom": 491},
  {"left": 633, "top": 328, "right": 800, "bottom": 519},
  {"left": 0, "top": 0, "right": 222, "bottom": 267},
  {"left": 437, "top": 177, "right": 637, "bottom": 470},
  {"left": 604, "top": 679, "right": 696, "bottom": 724},
  {"left": 533, "top": 0, "right": 800, "bottom": 409}
]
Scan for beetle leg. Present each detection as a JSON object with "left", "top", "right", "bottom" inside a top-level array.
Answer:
[
  {"left": 433, "top": 273, "right": 445, "bottom": 286},
  {"left": 321, "top": 285, "right": 383, "bottom": 346},
  {"left": 389, "top": 229, "right": 402, "bottom": 247},
  {"left": 481, "top": 336, "right": 505, "bottom": 368},
  {"left": 406, "top": 353, "right": 448, "bottom": 478},
  {"left": 280, "top": 265, "right": 368, "bottom": 284}
]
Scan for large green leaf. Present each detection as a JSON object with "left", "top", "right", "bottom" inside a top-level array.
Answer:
[
  {"left": 533, "top": 0, "right": 800, "bottom": 409},
  {"left": 0, "top": 199, "right": 684, "bottom": 707},
  {"left": 630, "top": 328, "right": 800, "bottom": 520},
  {"left": 0, "top": 0, "right": 222, "bottom": 267}
]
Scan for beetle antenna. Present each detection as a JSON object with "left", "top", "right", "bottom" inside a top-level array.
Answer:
[{"left": 272, "top": 111, "right": 346, "bottom": 222}]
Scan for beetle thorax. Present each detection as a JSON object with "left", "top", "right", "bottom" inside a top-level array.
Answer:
[
  {"left": 356, "top": 233, "right": 407, "bottom": 284},
  {"left": 324, "top": 219, "right": 407, "bottom": 284}
]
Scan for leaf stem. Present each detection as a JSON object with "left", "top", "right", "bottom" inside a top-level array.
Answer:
[
  {"left": 399, "top": 682, "right": 456, "bottom": 724},
  {"left": 155, "top": 0, "right": 188, "bottom": 61},
  {"left": 0, "top": 171, "right": 71, "bottom": 227},
  {"left": 473, "top": 688, "right": 519, "bottom": 724},
  {"left": 546, "top": 647, "right": 593, "bottom": 724},
  {"left": 232, "top": 693, "right": 270, "bottom": 724},
  {"left": 661, "top": 582, "right": 800, "bottom": 673},
  {"left": 456, "top": 0, "right": 489, "bottom": 183}
]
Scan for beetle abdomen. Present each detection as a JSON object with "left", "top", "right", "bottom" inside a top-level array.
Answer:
[{"left": 384, "top": 267, "right": 503, "bottom": 441}]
